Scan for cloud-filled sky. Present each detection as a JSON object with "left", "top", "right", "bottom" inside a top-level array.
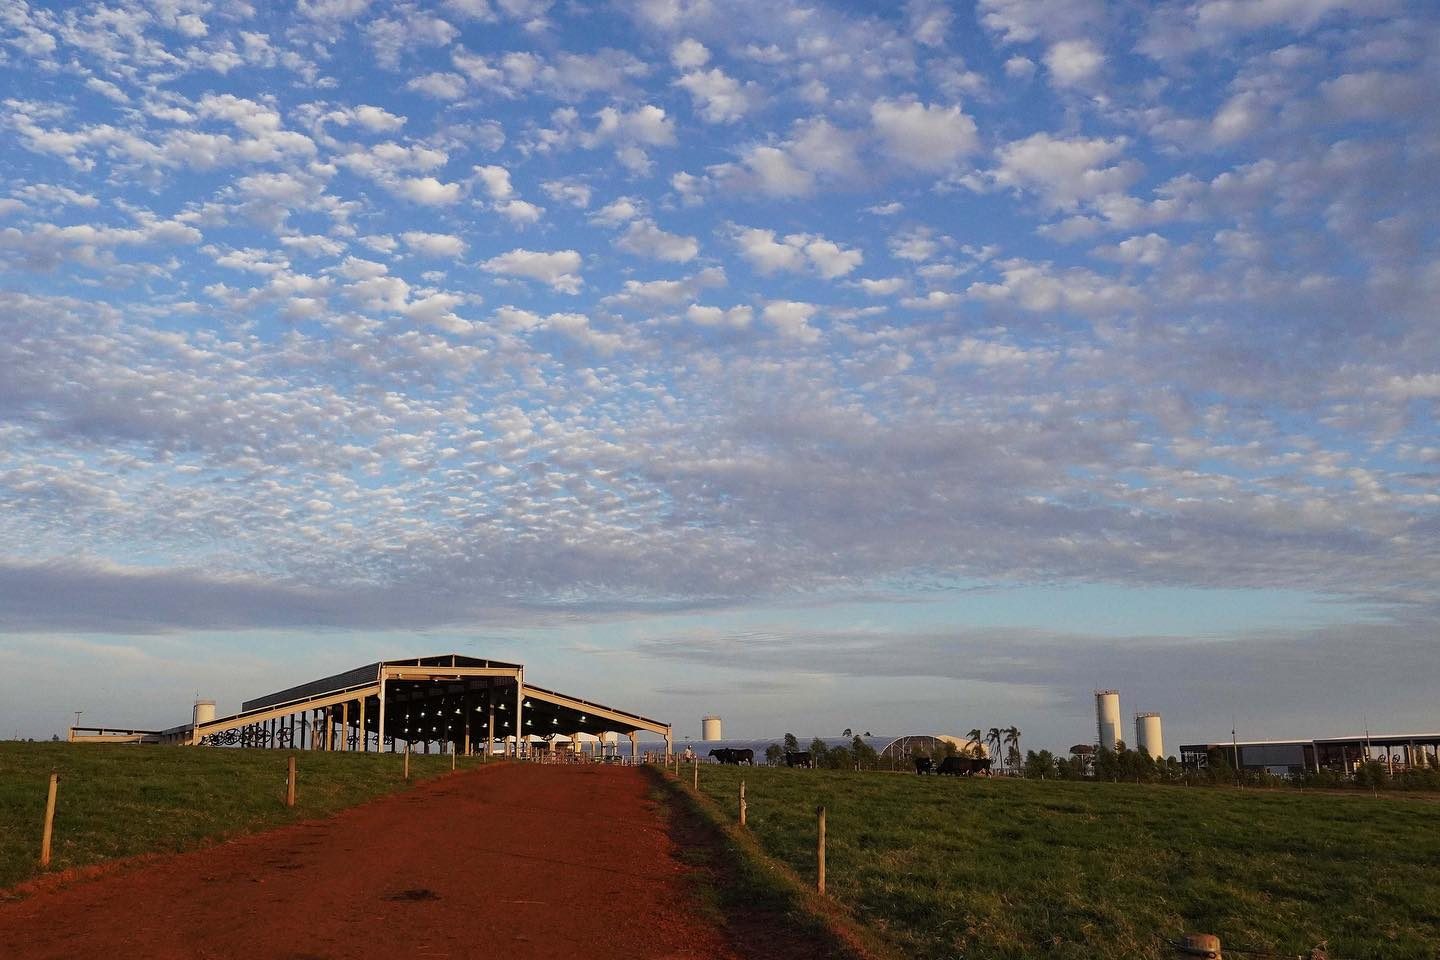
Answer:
[{"left": 1, "top": 0, "right": 1436, "bottom": 751}]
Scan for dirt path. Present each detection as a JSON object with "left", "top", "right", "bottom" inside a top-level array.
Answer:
[{"left": 0, "top": 763, "right": 826, "bottom": 960}]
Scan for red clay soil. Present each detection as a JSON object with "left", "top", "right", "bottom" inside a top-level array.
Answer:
[{"left": 0, "top": 763, "right": 836, "bottom": 960}]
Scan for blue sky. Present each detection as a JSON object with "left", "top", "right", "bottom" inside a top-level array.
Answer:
[{"left": 1, "top": 0, "right": 1436, "bottom": 752}]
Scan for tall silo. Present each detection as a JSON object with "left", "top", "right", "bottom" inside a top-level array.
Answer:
[
  {"left": 702, "top": 715, "right": 723, "bottom": 741},
  {"left": 1135, "top": 712, "right": 1164, "bottom": 760},
  {"left": 193, "top": 699, "right": 216, "bottom": 727},
  {"left": 1095, "top": 690, "right": 1122, "bottom": 751}
]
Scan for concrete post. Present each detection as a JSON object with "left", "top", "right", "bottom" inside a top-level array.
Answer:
[
  {"left": 464, "top": 691, "right": 472, "bottom": 757},
  {"left": 359, "top": 696, "right": 367, "bottom": 752},
  {"left": 377, "top": 670, "right": 387, "bottom": 754},
  {"left": 629, "top": 731, "right": 638, "bottom": 762},
  {"left": 341, "top": 700, "right": 350, "bottom": 752},
  {"left": 515, "top": 676, "right": 525, "bottom": 760}
]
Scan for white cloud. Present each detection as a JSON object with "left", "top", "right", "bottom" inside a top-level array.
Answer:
[
  {"left": 352, "top": 105, "right": 406, "bottom": 132},
  {"left": 473, "top": 164, "right": 514, "bottom": 199},
  {"left": 495, "top": 199, "right": 544, "bottom": 224},
  {"left": 1004, "top": 56, "right": 1036, "bottom": 80},
  {"left": 1044, "top": 39, "right": 1104, "bottom": 88},
  {"left": 990, "top": 133, "right": 1141, "bottom": 211},
  {"left": 541, "top": 179, "right": 591, "bottom": 208},
  {"left": 762, "top": 300, "right": 821, "bottom": 343},
  {"left": 392, "top": 177, "right": 464, "bottom": 205},
  {"left": 686, "top": 303, "right": 752, "bottom": 328},
  {"left": 406, "top": 72, "right": 470, "bottom": 100},
  {"left": 480, "top": 248, "right": 583, "bottom": 292},
  {"left": 616, "top": 219, "right": 699, "bottom": 263},
  {"left": 402, "top": 232, "right": 468, "bottom": 258},
  {"left": 676, "top": 68, "right": 756, "bottom": 124},
  {"left": 870, "top": 99, "right": 979, "bottom": 171},
  {"left": 1210, "top": 92, "right": 1263, "bottom": 143},
  {"left": 731, "top": 228, "right": 862, "bottom": 279},
  {"left": 671, "top": 38, "right": 710, "bottom": 70},
  {"left": 590, "top": 196, "right": 643, "bottom": 225},
  {"left": 858, "top": 277, "right": 906, "bottom": 296}
]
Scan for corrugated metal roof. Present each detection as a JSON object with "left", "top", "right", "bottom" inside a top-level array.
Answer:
[{"left": 241, "top": 654, "right": 522, "bottom": 711}]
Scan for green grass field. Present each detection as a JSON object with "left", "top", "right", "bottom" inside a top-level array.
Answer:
[
  {"left": 0, "top": 742, "right": 476, "bottom": 892},
  {"left": 687, "top": 764, "right": 1440, "bottom": 960}
]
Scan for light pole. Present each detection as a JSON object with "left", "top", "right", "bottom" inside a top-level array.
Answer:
[{"left": 72, "top": 710, "right": 85, "bottom": 740}]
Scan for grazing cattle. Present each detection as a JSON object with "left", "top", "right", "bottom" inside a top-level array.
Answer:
[
  {"left": 785, "top": 751, "right": 813, "bottom": 768},
  {"left": 708, "top": 748, "right": 754, "bottom": 765},
  {"left": 913, "top": 756, "right": 934, "bottom": 775},
  {"left": 938, "top": 756, "right": 993, "bottom": 777}
]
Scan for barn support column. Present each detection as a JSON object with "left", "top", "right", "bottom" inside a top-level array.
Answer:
[
  {"left": 340, "top": 701, "right": 350, "bottom": 752},
  {"left": 487, "top": 696, "right": 496, "bottom": 757},
  {"left": 665, "top": 731, "right": 673, "bottom": 761},
  {"left": 377, "top": 672, "right": 387, "bottom": 754},
  {"left": 464, "top": 691, "right": 473, "bottom": 757},
  {"left": 515, "top": 677, "right": 525, "bottom": 759},
  {"left": 629, "top": 731, "right": 638, "bottom": 762},
  {"left": 359, "top": 696, "right": 368, "bottom": 752}
]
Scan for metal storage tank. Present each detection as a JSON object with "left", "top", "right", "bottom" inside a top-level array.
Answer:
[
  {"left": 1135, "top": 712, "right": 1164, "bottom": 760},
  {"left": 701, "top": 716, "right": 723, "bottom": 741},
  {"left": 193, "top": 699, "right": 216, "bottom": 727},
  {"left": 1095, "top": 690, "right": 1122, "bottom": 751}
]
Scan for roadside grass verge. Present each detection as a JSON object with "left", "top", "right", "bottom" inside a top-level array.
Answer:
[
  {"left": 688, "top": 764, "right": 1440, "bottom": 960},
  {"left": 644, "top": 764, "right": 898, "bottom": 960},
  {"left": 0, "top": 742, "right": 481, "bottom": 892}
]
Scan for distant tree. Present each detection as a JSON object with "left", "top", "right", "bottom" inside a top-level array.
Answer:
[
  {"left": 824, "top": 742, "right": 852, "bottom": 770},
  {"left": 851, "top": 735, "right": 878, "bottom": 770},
  {"left": 784, "top": 732, "right": 799, "bottom": 753},
  {"left": 50, "top": 734, "right": 60, "bottom": 742},
  {"left": 842, "top": 727, "right": 852, "bottom": 738},
  {"left": 1023, "top": 749, "right": 1056, "bottom": 779},
  {"left": 1004, "top": 727, "right": 1022, "bottom": 773},
  {"left": 765, "top": 743, "right": 784, "bottom": 765},
  {"left": 966, "top": 729, "right": 983, "bottom": 754},
  {"left": 809, "top": 736, "right": 829, "bottom": 767},
  {"left": 987, "top": 728, "right": 1003, "bottom": 770}
]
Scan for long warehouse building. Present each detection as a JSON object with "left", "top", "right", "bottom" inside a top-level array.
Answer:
[{"left": 69, "top": 654, "right": 674, "bottom": 759}]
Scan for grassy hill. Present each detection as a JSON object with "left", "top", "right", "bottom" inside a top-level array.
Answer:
[
  {"left": 0, "top": 741, "right": 473, "bottom": 892},
  {"left": 688, "top": 764, "right": 1440, "bottom": 960}
]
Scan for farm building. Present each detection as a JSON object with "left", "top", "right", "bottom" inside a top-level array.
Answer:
[
  {"left": 639, "top": 734, "right": 987, "bottom": 765},
  {"left": 68, "top": 654, "right": 673, "bottom": 759},
  {"left": 1179, "top": 733, "right": 1440, "bottom": 776}
]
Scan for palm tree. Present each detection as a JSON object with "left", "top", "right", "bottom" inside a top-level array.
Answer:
[
  {"left": 966, "top": 728, "right": 983, "bottom": 757},
  {"left": 987, "top": 727, "right": 1003, "bottom": 770},
  {"left": 1004, "top": 726, "right": 1022, "bottom": 774}
]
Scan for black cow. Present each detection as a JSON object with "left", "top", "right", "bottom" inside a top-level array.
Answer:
[
  {"left": 709, "top": 748, "right": 754, "bottom": 765},
  {"left": 913, "top": 756, "right": 934, "bottom": 774},
  {"left": 938, "top": 756, "right": 992, "bottom": 776},
  {"left": 785, "top": 751, "right": 813, "bottom": 768}
]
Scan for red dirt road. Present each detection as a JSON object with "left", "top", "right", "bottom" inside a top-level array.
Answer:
[{"left": 0, "top": 763, "right": 814, "bottom": 960}]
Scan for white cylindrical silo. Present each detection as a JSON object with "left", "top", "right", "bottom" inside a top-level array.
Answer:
[
  {"left": 193, "top": 699, "right": 216, "bottom": 727},
  {"left": 1095, "top": 690, "right": 1122, "bottom": 751},
  {"left": 1135, "top": 712, "right": 1164, "bottom": 760},
  {"left": 702, "top": 716, "right": 723, "bottom": 741}
]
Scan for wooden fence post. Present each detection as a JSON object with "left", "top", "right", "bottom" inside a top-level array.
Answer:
[
  {"left": 404, "top": 744, "right": 410, "bottom": 781},
  {"left": 39, "top": 771, "right": 59, "bottom": 868},
  {"left": 1176, "top": 933, "right": 1223, "bottom": 958},
  {"left": 286, "top": 755, "right": 297, "bottom": 807},
  {"left": 739, "top": 779, "right": 747, "bottom": 827},
  {"left": 816, "top": 805, "right": 826, "bottom": 895},
  {"left": 692, "top": 759, "right": 698, "bottom": 790}
]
